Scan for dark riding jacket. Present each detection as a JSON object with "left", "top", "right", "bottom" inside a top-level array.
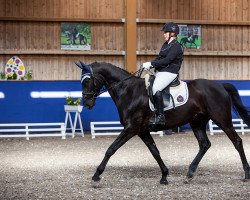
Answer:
[{"left": 151, "top": 39, "right": 184, "bottom": 74}]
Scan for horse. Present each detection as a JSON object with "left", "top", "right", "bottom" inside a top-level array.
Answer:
[
  {"left": 75, "top": 61, "right": 250, "bottom": 185},
  {"left": 65, "top": 31, "right": 87, "bottom": 45},
  {"left": 180, "top": 35, "right": 199, "bottom": 48},
  {"left": 76, "top": 33, "right": 87, "bottom": 45}
]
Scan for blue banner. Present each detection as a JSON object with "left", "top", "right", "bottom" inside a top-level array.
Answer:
[{"left": 0, "top": 80, "right": 250, "bottom": 131}]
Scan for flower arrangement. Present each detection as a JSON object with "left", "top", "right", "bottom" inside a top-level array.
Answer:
[
  {"left": 65, "top": 96, "right": 82, "bottom": 106},
  {"left": 0, "top": 65, "right": 34, "bottom": 80}
]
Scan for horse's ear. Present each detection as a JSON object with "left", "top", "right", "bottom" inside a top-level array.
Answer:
[
  {"left": 77, "top": 60, "right": 92, "bottom": 75},
  {"left": 79, "top": 61, "right": 88, "bottom": 69},
  {"left": 75, "top": 62, "right": 83, "bottom": 69}
]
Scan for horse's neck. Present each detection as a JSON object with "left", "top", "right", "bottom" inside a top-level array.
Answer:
[
  {"left": 95, "top": 66, "right": 134, "bottom": 102},
  {"left": 97, "top": 66, "right": 130, "bottom": 88}
]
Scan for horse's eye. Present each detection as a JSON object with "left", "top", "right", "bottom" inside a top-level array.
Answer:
[{"left": 84, "top": 79, "right": 90, "bottom": 84}]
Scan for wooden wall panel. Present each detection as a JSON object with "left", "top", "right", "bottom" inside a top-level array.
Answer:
[
  {"left": 0, "top": 21, "right": 124, "bottom": 51},
  {"left": 137, "top": 56, "right": 250, "bottom": 80},
  {"left": 137, "top": 24, "right": 163, "bottom": 51},
  {"left": 137, "top": 0, "right": 250, "bottom": 21},
  {"left": 138, "top": 24, "right": 250, "bottom": 52},
  {"left": 0, "top": 0, "right": 124, "bottom": 19},
  {"left": 137, "top": 0, "right": 250, "bottom": 80},
  {"left": 1, "top": 0, "right": 250, "bottom": 80},
  {"left": 0, "top": 55, "right": 125, "bottom": 80},
  {"left": 0, "top": 0, "right": 125, "bottom": 80}
]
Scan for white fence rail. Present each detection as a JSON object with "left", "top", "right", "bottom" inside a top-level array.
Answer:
[
  {"left": 0, "top": 123, "right": 66, "bottom": 140},
  {"left": 90, "top": 121, "right": 164, "bottom": 139},
  {"left": 209, "top": 119, "right": 250, "bottom": 135}
]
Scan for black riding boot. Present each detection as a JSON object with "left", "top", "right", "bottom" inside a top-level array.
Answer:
[{"left": 149, "top": 91, "right": 166, "bottom": 126}]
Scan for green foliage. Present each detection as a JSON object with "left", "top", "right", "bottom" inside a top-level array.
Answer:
[
  {"left": 12, "top": 71, "right": 17, "bottom": 80},
  {"left": 27, "top": 70, "right": 33, "bottom": 80},
  {"left": 177, "top": 35, "right": 201, "bottom": 47},
  {"left": 65, "top": 97, "right": 82, "bottom": 106}
]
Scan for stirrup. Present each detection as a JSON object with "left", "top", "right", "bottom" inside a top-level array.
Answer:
[{"left": 149, "top": 114, "right": 165, "bottom": 126}]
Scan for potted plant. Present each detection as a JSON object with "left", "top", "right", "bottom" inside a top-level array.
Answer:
[
  {"left": 0, "top": 72, "right": 5, "bottom": 80},
  {"left": 64, "top": 97, "right": 83, "bottom": 112},
  {"left": 0, "top": 66, "right": 5, "bottom": 80},
  {"left": 26, "top": 69, "right": 33, "bottom": 80}
]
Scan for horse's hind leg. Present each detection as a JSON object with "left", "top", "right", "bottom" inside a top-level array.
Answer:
[
  {"left": 139, "top": 133, "right": 169, "bottom": 184},
  {"left": 220, "top": 124, "right": 250, "bottom": 179},
  {"left": 187, "top": 118, "right": 211, "bottom": 179}
]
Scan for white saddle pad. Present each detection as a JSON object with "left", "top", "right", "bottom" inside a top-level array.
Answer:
[{"left": 149, "top": 81, "right": 189, "bottom": 111}]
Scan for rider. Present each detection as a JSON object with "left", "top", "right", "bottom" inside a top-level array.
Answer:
[
  {"left": 187, "top": 30, "right": 193, "bottom": 42},
  {"left": 142, "top": 22, "right": 184, "bottom": 126}
]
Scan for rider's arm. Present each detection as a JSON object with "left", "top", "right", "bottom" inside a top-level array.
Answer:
[{"left": 151, "top": 45, "right": 182, "bottom": 69}]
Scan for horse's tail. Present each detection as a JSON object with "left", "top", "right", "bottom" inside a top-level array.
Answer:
[{"left": 222, "top": 83, "right": 250, "bottom": 126}]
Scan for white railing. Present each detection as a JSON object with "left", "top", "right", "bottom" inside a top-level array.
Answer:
[
  {"left": 90, "top": 121, "right": 164, "bottom": 139},
  {"left": 0, "top": 123, "right": 66, "bottom": 140},
  {"left": 209, "top": 119, "right": 250, "bottom": 135}
]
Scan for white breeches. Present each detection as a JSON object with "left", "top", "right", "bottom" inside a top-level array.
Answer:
[{"left": 152, "top": 72, "right": 178, "bottom": 95}]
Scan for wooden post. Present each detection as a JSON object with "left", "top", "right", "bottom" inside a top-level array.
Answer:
[{"left": 125, "top": 0, "right": 137, "bottom": 72}]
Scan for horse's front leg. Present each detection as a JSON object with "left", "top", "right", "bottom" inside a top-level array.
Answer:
[
  {"left": 92, "top": 127, "right": 135, "bottom": 182},
  {"left": 139, "top": 133, "right": 169, "bottom": 184}
]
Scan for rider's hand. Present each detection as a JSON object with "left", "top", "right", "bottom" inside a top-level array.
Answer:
[{"left": 142, "top": 62, "right": 152, "bottom": 70}]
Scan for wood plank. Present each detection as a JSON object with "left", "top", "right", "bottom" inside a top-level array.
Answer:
[
  {"left": 189, "top": 0, "right": 195, "bottom": 20},
  {"left": 0, "top": 17, "right": 124, "bottom": 23},
  {"left": 1, "top": 49, "right": 125, "bottom": 55},
  {"left": 201, "top": 25, "right": 207, "bottom": 51},
  {"left": 137, "top": 50, "right": 250, "bottom": 57},
  {"left": 242, "top": 0, "right": 249, "bottom": 21},
  {"left": 230, "top": 0, "right": 236, "bottom": 21},
  {"left": 213, "top": 0, "right": 219, "bottom": 20},
  {"left": 242, "top": 57, "right": 250, "bottom": 79},
  {"left": 0, "top": 22, "right": 4, "bottom": 49},
  {"left": 183, "top": 0, "right": 190, "bottom": 20},
  {"left": 171, "top": 0, "right": 177, "bottom": 19},
  {"left": 0, "top": 0, "right": 6, "bottom": 17},
  {"left": 137, "top": 18, "right": 250, "bottom": 26},
  {"left": 177, "top": 0, "right": 184, "bottom": 19},
  {"left": 125, "top": 0, "right": 136, "bottom": 72},
  {"left": 236, "top": 0, "right": 243, "bottom": 21},
  {"left": 201, "top": 0, "right": 208, "bottom": 20}
]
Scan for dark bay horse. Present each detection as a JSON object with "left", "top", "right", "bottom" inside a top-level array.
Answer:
[
  {"left": 180, "top": 35, "right": 199, "bottom": 47},
  {"left": 76, "top": 61, "right": 250, "bottom": 184}
]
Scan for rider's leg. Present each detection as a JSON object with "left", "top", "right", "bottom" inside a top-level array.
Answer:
[
  {"left": 151, "top": 90, "right": 165, "bottom": 125},
  {"left": 151, "top": 72, "right": 177, "bottom": 125}
]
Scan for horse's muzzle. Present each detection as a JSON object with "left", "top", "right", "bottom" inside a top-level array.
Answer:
[{"left": 83, "top": 98, "right": 95, "bottom": 109}]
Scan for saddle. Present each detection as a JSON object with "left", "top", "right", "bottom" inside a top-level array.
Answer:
[{"left": 144, "top": 74, "right": 189, "bottom": 111}]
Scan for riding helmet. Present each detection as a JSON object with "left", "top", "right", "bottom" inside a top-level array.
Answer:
[{"left": 161, "top": 22, "right": 179, "bottom": 34}]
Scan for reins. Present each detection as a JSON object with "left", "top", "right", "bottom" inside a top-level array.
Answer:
[{"left": 82, "top": 67, "right": 144, "bottom": 99}]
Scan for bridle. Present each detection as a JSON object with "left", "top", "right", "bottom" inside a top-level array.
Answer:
[{"left": 81, "top": 66, "right": 144, "bottom": 101}]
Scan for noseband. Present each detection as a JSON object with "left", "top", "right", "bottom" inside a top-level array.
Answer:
[{"left": 81, "top": 74, "right": 103, "bottom": 100}]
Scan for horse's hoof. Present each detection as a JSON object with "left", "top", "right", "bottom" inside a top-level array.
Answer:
[
  {"left": 160, "top": 179, "right": 168, "bottom": 185},
  {"left": 92, "top": 175, "right": 101, "bottom": 182},
  {"left": 241, "top": 178, "right": 250, "bottom": 182},
  {"left": 241, "top": 179, "right": 249, "bottom": 182},
  {"left": 187, "top": 171, "right": 194, "bottom": 179},
  {"left": 245, "top": 174, "right": 250, "bottom": 179},
  {"left": 91, "top": 179, "right": 103, "bottom": 188}
]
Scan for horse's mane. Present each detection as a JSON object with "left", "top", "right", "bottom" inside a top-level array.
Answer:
[{"left": 91, "top": 62, "right": 133, "bottom": 78}]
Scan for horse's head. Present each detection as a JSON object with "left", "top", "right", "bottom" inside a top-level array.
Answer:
[{"left": 75, "top": 61, "right": 102, "bottom": 109}]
